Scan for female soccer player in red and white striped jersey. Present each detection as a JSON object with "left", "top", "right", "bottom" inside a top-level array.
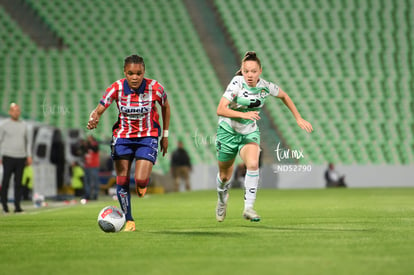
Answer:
[{"left": 87, "top": 54, "right": 170, "bottom": 231}]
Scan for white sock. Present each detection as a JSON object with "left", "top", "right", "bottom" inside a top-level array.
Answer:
[
  {"left": 216, "top": 173, "right": 231, "bottom": 203},
  {"left": 244, "top": 169, "right": 259, "bottom": 210}
]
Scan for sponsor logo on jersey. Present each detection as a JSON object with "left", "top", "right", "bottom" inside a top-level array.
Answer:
[{"left": 120, "top": 105, "right": 150, "bottom": 114}]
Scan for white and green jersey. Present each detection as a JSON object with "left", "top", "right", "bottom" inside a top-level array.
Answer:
[{"left": 219, "top": 75, "right": 280, "bottom": 135}]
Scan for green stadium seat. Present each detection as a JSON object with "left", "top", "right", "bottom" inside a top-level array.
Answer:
[
  {"left": 213, "top": 0, "right": 413, "bottom": 165},
  {"left": 1, "top": 0, "right": 412, "bottom": 168},
  {"left": 0, "top": 0, "right": 226, "bottom": 172}
]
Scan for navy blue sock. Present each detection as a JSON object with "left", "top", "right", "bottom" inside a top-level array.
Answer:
[{"left": 116, "top": 179, "right": 133, "bottom": 221}]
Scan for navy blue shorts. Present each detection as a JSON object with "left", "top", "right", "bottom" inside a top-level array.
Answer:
[{"left": 111, "top": 137, "right": 158, "bottom": 164}]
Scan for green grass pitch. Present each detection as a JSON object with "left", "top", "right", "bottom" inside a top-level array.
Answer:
[{"left": 1, "top": 188, "right": 413, "bottom": 275}]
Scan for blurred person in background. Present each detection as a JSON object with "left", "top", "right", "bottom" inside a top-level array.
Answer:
[
  {"left": 70, "top": 161, "right": 85, "bottom": 197},
  {"left": 87, "top": 54, "right": 170, "bottom": 232},
  {"left": 0, "top": 103, "right": 32, "bottom": 213},
  {"left": 215, "top": 51, "right": 313, "bottom": 222},
  {"left": 83, "top": 135, "right": 100, "bottom": 200},
  {"left": 21, "top": 163, "right": 34, "bottom": 200},
  {"left": 324, "top": 163, "right": 347, "bottom": 187},
  {"left": 170, "top": 140, "right": 192, "bottom": 192},
  {"left": 232, "top": 163, "right": 246, "bottom": 188}
]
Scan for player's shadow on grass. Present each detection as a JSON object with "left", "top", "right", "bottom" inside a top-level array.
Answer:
[
  {"left": 240, "top": 224, "right": 373, "bottom": 232},
  {"left": 153, "top": 230, "right": 246, "bottom": 237}
]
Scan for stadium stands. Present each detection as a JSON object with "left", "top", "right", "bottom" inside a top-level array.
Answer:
[
  {"left": 214, "top": 0, "right": 413, "bottom": 164},
  {"left": 0, "top": 0, "right": 223, "bottom": 172},
  {"left": 0, "top": 0, "right": 412, "bottom": 171}
]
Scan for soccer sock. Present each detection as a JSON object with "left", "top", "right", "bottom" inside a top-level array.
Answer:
[
  {"left": 244, "top": 169, "right": 259, "bottom": 210},
  {"left": 135, "top": 178, "right": 149, "bottom": 188},
  {"left": 135, "top": 178, "right": 149, "bottom": 196},
  {"left": 116, "top": 176, "right": 133, "bottom": 221},
  {"left": 216, "top": 173, "right": 231, "bottom": 204}
]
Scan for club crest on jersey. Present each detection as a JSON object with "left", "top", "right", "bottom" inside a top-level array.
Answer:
[{"left": 260, "top": 89, "right": 268, "bottom": 98}]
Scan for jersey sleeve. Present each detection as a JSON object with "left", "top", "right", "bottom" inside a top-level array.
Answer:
[
  {"left": 222, "top": 76, "right": 243, "bottom": 101},
  {"left": 99, "top": 81, "right": 119, "bottom": 108},
  {"left": 268, "top": 81, "right": 280, "bottom": 97},
  {"left": 155, "top": 82, "right": 168, "bottom": 106},
  {"left": 24, "top": 122, "right": 32, "bottom": 157}
]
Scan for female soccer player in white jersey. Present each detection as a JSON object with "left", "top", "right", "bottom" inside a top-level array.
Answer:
[
  {"left": 87, "top": 54, "right": 170, "bottom": 231},
  {"left": 215, "top": 51, "right": 313, "bottom": 222}
]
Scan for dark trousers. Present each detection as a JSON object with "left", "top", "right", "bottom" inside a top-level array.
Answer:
[{"left": 1, "top": 156, "right": 26, "bottom": 212}]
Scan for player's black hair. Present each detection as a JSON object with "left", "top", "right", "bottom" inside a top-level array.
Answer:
[
  {"left": 124, "top": 54, "right": 145, "bottom": 70},
  {"left": 235, "top": 51, "right": 262, "bottom": 75}
]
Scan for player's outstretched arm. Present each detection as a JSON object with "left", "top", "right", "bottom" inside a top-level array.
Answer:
[
  {"left": 277, "top": 89, "right": 313, "bottom": 133},
  {"left": 87, "top": 104, "right": 106, "bottom": 130}
]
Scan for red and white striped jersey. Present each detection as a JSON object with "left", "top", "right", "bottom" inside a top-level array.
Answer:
[{"left": 99, "top": 78, "right": 167, "bottom": 138}]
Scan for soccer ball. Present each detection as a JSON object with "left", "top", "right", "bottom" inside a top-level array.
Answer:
[{"left": 97, "top": 206, "right": 126, "bottom": 233}]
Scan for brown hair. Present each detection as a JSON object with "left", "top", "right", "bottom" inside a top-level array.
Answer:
[{"left": 235, "top": 51, "right": 262, "bottom": 75}]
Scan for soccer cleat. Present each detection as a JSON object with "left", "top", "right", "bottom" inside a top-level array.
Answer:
[
  {"left": 216, "top": 194, "right": 229, "bottom": 222},
  {"left": 123, "top": 221, "right": 136, "bottom": 232},
  {"left": 216, "top": 201, "right": 227, "bottom": 222},
  {"left": 136, "top": 187, "right": 147, "bottom": 198},
  {"left": 243, "top": 208, "right": 261, "bottom": 222}
]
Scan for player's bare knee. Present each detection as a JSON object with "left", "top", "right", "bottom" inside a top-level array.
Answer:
[{"left": 245, "top": 163, "right": 259, "bottom": 171}]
